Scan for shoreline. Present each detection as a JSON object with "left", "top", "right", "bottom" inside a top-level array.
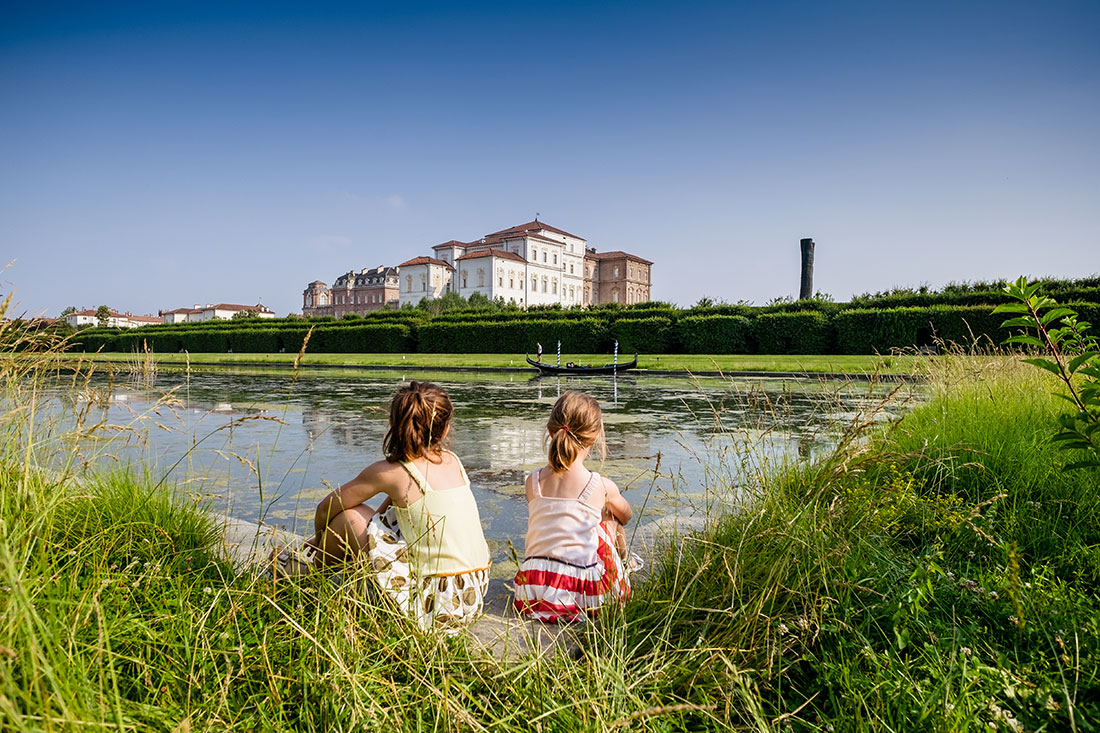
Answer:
[{"left": 65, "top": 353, "right": 929, "bottom": 381}]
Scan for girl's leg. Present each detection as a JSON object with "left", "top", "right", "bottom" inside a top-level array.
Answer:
[{"left": 311, "top": 505, "right": 377, "bottom": 566}]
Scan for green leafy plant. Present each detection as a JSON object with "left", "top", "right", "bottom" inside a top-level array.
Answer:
[{"left": 996, "top": 275, "right": 1100, "bottom": 469}]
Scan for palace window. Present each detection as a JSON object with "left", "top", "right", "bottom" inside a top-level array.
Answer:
[
  {"left": 542, "top": 276, "right": 547, "bottom": 293},
  {"left": 612, "top": 289, "right": 620, "bottom": 303},
  {"left": 614, "top": 266, "right": 620, "bottom": 278},
  {"left": 509, "top": 274, "right": 514, "bottom": 289},
  {"left": 569, "top": 263, "right": 574, "bottom": 275},
  {"left": 462, "top": 272, "right": 468, "bottom": 288},
  {"left": 531, "top": 247, "right": 537, "bottom": 261},
  {"left": 420, "top": 275, "right": 426, "bottom": 291},
  {"left": 406, "top": 276, "right": 412, "bottom": 291},
  {"left": 553, "top": 253, "right": 557, "bottom": 265},
  {"left": 552, "top": 278, "right": 558, "bottom": 295},
  {"left": 542, "top": 251, "right": 547, "bottom": 263}
]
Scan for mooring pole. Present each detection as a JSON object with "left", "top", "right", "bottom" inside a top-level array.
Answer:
[
  {"left": 557, "top": 340, "right": 561, "bottom": 366},
  {"left": 799, "top": 238, "right": 816, "bottom": 301}
]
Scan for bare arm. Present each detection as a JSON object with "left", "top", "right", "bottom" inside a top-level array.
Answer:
[
  {"left": 602, "top": 477, "right": 632, "bottom": 525},
  {"left": 312, "top": 460, "right": 393, "bottom": 537}
]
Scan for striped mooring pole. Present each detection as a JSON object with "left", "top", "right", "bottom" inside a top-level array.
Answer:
[
  {"left": 614, "top": 340, "right": 619, "bottom": 372},
  {"left": 556, "top": 340, "right": 561, "bottom": 366}
]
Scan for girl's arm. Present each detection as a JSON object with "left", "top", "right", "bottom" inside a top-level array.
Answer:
[
  {"left": 602, "top": 478, "right": 633, "bottom": 525},
  {"left": 312, "top": 460, "right": 392, "bottom": 537}
]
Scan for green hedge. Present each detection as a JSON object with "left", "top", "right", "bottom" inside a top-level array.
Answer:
[
  {"left": 418, "top": 318, "right": 605, "bottom": 353},
  {"left": 834, "top": 306, "right": 1005, "bottom": 354},
  {"left": 679, "top": 315, "right": 752, "bottom": 354},
  {"left": 608, "top": 317, "right": 674, "bottom": 353},
  {"left": 306, "top": 325, "right": 412, "bottom": 353},
  {"left": 750, "top": 311, "right": 835, "bottom": 354}
]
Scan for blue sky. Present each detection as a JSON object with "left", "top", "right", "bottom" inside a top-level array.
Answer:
[{"left": 2, "top": 0, "right": 1097, "bottom": 317}]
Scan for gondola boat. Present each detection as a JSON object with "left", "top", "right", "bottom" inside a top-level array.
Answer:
[{"left": 525, "top": 354, "right": 638, "bottom": 375}]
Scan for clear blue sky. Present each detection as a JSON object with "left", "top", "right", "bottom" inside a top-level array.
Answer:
[{"left": 2, "top": 0, "right": 1097, "bottom": 317}]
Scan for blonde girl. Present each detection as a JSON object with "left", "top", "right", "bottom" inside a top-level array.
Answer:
[
  {"left": 512, "top": 391, "right": 633, "bottom": 622},
  {"left": 276, "top": 381, "right": 491, "bottom": 630}
]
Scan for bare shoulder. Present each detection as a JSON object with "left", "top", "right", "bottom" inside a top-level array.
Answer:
[
  {"left": 524, "top": 467, "right": 541, "bottom": 500},
  {"left": 356, "top": 458, "right": 408, "bottom": 488},
  {"left": 601, "top": 475, "right": 621, "bottom": 497}
]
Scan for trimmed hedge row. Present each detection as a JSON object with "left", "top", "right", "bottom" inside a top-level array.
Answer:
[
  {"left": 69, "top": 301, "right": 1100, "bottom": 355},
  {"left": 73, "top": 324, "right": 411, "bottom": 354},
  {"left": 418, "top": 318, "right": 606, "bottom": 353}
]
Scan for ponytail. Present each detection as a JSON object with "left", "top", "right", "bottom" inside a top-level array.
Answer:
[
  {"left": 383, "top": 381, "right": 453, "bottom": 463},
  {"left": 546, "top": 391, "right": 605, "bottom": 473}
]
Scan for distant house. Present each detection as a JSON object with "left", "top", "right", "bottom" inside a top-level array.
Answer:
[
  {"left": 65, "top": 309, "right": 163, "bottom": 329},
  {"left": 302, "top": 266, "right": 399, "bottom": 317},
  {"left": 158, "top": 303, "right": 275, "bottom": 323}
]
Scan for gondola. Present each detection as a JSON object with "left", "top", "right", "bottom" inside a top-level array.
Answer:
[{"left": 525, "top": 354, "right": 638, "bottom": 375}]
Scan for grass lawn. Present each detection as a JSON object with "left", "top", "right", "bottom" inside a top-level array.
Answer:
[{"left": 70, "top": 351, "right": 930, "bottom": 374}]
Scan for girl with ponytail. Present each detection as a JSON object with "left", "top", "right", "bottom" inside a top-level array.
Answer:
[
  {"left": 512, "top": 391, "right": 636, "bottom": 622},
  {"left": 275, "top": 381, "right": 491, "bottom": 631}
]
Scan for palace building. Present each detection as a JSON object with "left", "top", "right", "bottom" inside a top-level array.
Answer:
[{"left": 301, "top": 220, "right": 652, "bottom": 314}]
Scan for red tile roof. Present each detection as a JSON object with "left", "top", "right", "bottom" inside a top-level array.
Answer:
[
  {"left": 431, "top": 240, "right": 468, "bottom": 250},
  {"left": 455, "top": 248, "right": 527, "bottom": 264},
  {"left": 397, "top": 256, "right": 455, "bottom": 270},
  {"left": 209, "top": 303, "right": 274, "bottom": 312},
  {"left": 161, "top": 307, "right": 201, "bottom": 315},
  {"left": 486, "top": 220, "right": 584, "bottom": 241},
  {"left": 584, "top": 250, "right": 654, "bottom": 266}
]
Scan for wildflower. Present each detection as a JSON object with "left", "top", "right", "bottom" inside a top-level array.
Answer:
[
  {"left": 989, "top": 591, "right": 999, "bottom": 600},
  {"left": 796, "top": 617, "right": 810, "bottom": 631},
  {"left": 960, "top": 646, "right": 972, "bottom": 656},
  {"left": 967, "top": 551, "right": 975, "bottom": 559},
  {"left": 203, "top": 587, "right": 212, "bottom": 594},
  {"left": 1009, "top": 615, "right": 1020, "bottom": 626},
  {"left": 777, "top": 623, "right": 790, "bottom": 635}
]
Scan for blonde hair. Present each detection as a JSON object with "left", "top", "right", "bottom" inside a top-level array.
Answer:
[
  {"left": 546, "top": 391, "right": 606, "bottom": 474},
  {"left": 383, "top": 381, "right": 453, "bottom": 463}
]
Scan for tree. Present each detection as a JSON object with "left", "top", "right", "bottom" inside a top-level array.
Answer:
[
  {"left": 96, "top": 305, "right": 111, "bottom": 327},
  {"left": 59, "top": 306, "right": 76, "bottom": 317},
  {"left": 232, "top": 309, "right": 258, "bottom": 320}
]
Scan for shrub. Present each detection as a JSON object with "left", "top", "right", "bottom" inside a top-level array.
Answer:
[
  {"left": 608, "top": 317, "right": 673, "bottom": 353},
  {"left": 418, "top": 318, "right": 606, "bottom": 353},
  {"left": 750, "top": 311, "right": 834, "bottom": 354},
  {"left": 307, "top": 324, "right": 412, "bottom": 353},
  {"left": 678, "top": 315, "right": 752, "bottom": 354}
]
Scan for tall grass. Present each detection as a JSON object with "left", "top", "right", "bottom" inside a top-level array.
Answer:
[{"left": 2, "top": 300, "right": 1098, "bottom": 730}]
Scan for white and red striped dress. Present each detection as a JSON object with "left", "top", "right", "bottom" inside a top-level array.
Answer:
[{"left": 512, "top": 469, "right": 630, "bottom": 622}]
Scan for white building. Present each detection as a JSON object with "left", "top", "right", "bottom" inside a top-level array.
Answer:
[
  {"left": 65, "top": 309, "right": 162, "bottom": 329},
  {"left": 401, "top": 220, "right": 588, "bottom": 307},
  {"left": 396, "top": 257, "right": 455, "bottom": 307},
  {"left": 159, "top": 303, "right": 276, "bottom": 323}
]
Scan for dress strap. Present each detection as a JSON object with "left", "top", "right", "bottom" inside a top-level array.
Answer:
[
  {"left": 576, "top": 471, "right": 600, "bottom": 502},
  {"left": 530, "top": 468, "right": 544, "bottom": 497},
  {"left": 400, "top": 460, "right": 431, "bottom": 493}
]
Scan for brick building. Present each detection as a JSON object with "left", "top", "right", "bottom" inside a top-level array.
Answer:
[{"left": 302, "top": 266, "right": 399, "bottom": 318}]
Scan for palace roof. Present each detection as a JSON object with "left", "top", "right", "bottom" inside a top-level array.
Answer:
[
  {"left": 398, "top": 256, "right": 455, "bottom": 270},
  {"left": 455, "top": 248, "right": 527, "bottom": 264},
  {"left": 584, "top": 250, "right": 654, "bottom": 266}
]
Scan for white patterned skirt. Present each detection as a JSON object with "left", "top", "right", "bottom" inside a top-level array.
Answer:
[
  {"left": 365, "top": 506, "right": 490, "bottom": 632},
  {"left": 512, "top": 520, "right": 631, "bottom": 623}
]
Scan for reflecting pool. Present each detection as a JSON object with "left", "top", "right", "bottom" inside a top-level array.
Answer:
[{"left": 59, "top": 367, "right": 921, "bottom": 562}]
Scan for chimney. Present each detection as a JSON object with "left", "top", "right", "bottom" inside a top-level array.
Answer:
[{"left": 799, "top": 238, "right": 815, "bottom": 301}]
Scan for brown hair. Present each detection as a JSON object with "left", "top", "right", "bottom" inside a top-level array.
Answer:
[
  {"left": 383, "top": 381, "right": 453, "bottom": 463},
  {"left": 546, "top": 391, "right": 606, "bottom": 473}
]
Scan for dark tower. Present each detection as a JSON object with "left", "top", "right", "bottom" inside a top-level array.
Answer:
[{"left": 799, "top": 238, "right": 815, "bottom": 301}]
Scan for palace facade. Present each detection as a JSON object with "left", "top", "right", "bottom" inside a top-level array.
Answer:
[{"left": 302, "top": 220, "right": 652, "bottom": 314}]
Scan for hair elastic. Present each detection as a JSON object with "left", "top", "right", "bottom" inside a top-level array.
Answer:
[{"left": 559, "top": 425, "right": 570, "bottom": 434}]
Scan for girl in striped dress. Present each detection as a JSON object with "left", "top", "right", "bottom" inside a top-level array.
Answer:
[{"left": 512, "top": 391, "right": 633, "bottom": 622}]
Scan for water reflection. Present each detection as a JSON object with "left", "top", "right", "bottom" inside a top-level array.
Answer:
[{"left": 48, "top": 367, "right": 921, "bottom": 562}]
